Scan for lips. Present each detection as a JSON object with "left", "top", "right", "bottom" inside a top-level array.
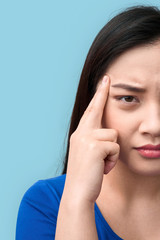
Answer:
[
  {"left": 136, "top": 144, "right": 160, "bottom": 150},
  {"left": 134, "top": 144, "right": 160, "bottom": 158}
]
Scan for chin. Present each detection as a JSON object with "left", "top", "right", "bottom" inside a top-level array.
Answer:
[
  {"left": 126, "top": 161, "right": 160, "bottom": 177},
  {"left": 130, "top": 167, "right": 160, "bottom": 177}
]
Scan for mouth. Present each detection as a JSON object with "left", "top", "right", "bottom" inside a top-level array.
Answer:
[{"left": 134, "top": 144, "right": 160, "bottom": 159}]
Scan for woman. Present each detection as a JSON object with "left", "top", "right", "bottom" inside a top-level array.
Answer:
[{"left": 16, "top": 5, "right": 160, "bottom": 240}]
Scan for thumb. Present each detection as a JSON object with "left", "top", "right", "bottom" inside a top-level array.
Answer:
[{"left": 103, "top": 155, "right": 119, "bottom": 174}]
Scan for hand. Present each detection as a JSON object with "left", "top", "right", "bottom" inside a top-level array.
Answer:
[{"left": 64, "top": 75, "right": 120, "bottom": 204}]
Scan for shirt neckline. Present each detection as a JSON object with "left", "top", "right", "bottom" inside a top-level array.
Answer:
[{"left": 95, "top": 202, "right": 124, "bottom": 240}]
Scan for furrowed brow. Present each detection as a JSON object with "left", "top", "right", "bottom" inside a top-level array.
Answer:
[{"left": 111, "top": 83, "right": 146, "bottom": 93}]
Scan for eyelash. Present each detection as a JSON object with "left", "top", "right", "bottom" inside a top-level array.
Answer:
[{"left": 115, "top": 96, "right": 139, "bottom": 104}]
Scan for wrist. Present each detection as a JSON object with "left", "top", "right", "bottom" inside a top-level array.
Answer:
[{"left": 60, "top": 192, "right": 95, "bottom": 212}]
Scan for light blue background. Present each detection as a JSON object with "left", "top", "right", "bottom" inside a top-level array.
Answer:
[{"left": 1, "top": 0, "right": 160, "bottom": 239}]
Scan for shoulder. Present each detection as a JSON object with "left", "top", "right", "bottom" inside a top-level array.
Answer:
[
  {"left": 20, "top": 174, "right": 66, "bottom": 213},
  {"left": 25, "top": 174, "right": 66, "bottom": 200},
  {"left": 16, "top": 174, "right": 66, "bottom": 240}
]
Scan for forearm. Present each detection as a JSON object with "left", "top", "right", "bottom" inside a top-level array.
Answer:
[{"left": 55, "top": 195, "right": 98, "bottom": 240}]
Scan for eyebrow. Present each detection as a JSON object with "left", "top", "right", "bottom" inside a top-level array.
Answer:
[{"left": 111, "top": 83, "right": 146, "bottom": 93}]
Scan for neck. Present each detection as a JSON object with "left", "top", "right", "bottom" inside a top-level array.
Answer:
[{"left": 102, "top": 160, "right": 160, "bottom": 203}]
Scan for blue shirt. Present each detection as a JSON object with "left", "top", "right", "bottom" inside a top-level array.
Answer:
[{"left": 16, "top": 174, "right": 123, "bottom": 240}]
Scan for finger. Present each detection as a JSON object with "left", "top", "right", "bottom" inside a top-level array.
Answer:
[
  {"left": 95, "top": 141, "right": 119, "bottom": 174},
  {"left": 103, "top": 142, "right": 120, "bottom": 174},
  {"left": 102, "top": 141, "right": 120, "bottom": 160},
  {"left": 92, "top": 129, "right": 118, "bottom": 142},
  {"left": 104, "top": 160, "right": 118, "bottom": 174},
  {"left": 79, "top": 75, "right": 110, "bottom": 129}
]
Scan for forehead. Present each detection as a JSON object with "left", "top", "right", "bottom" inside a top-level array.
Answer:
[{"left": 107, "top": 42, "right": 160, "bottom": 88}]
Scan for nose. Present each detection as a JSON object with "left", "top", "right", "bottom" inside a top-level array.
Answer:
[{"left": 139, "top": 104, "right": 160, "bottom": 138}]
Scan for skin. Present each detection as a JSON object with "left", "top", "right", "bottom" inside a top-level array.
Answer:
[
  {"left": 97, "top": 42, "right": 160, "bottom": 239},
  {"left": 56, "top": 76, "right": 118, "bottom": 240},
  {"left": 56, "top": 42, "right": 160, "bottom": 239},
  {"left": 103, "top": 42, "right": 160, "bottom": 177}
]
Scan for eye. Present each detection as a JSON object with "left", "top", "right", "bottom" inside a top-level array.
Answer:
[
  {"left": 116, "top": 96, "right": 139, "bottom": 104},
  {"left": 121, "top": 96, "right": 136, "bottom": 102}
]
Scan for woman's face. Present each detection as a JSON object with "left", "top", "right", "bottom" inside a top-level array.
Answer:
[{"left": 103, "top": 41, "right": 160, "bottom": 176}]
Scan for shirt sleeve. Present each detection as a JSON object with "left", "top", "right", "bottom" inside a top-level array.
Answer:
[{"left": 16, "top": 179, "right": 61, "bottom": 240}]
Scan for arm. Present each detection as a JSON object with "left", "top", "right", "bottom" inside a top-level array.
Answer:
[
  {"left": 55, "top": 75, "right": 119, "bottom": 239},
  {"left": 55, "top": 195, "right": 98, "bottom": 240}
]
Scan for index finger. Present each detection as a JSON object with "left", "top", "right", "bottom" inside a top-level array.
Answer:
[{"left": 78, "top": 75, "right": 110, "bottom": 129}]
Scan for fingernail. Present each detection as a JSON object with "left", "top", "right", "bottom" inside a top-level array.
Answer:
[{"left": 102, "top": 75, "right": 108, "bottom": 86}]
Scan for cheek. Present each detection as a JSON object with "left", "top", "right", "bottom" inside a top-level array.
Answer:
[
  {"left": 102, "top": 101, "right": 124, "bottom": 130},
  {"left": 102, "top": 101, "right": 136, "bottom": 144}
]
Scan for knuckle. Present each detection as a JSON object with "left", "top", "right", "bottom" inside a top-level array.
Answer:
[
  {"left": 88, "top": 140, "right": 97, "bottom": 150},
  {"left": 70, "top": 132, "right": 87, "bottom": 144},
  {"left": 115, "top": 143, "right": 120, "bottom": 152},
  {"left": 70, "top": 129, "right": 98, "bottom": 151},
  {"left": 111, "top": 129, "right": 118, "bottom": 140},
  {"left": 80, "top": 136, "right": 87, "bottom": 144},
  {"left": 87, "top": 105, "right": 94, "bottom": 114}
]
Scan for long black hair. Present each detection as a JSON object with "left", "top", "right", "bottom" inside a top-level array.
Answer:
[{"left": 62, "top": 5, "right": 160, "bottom": 174}]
